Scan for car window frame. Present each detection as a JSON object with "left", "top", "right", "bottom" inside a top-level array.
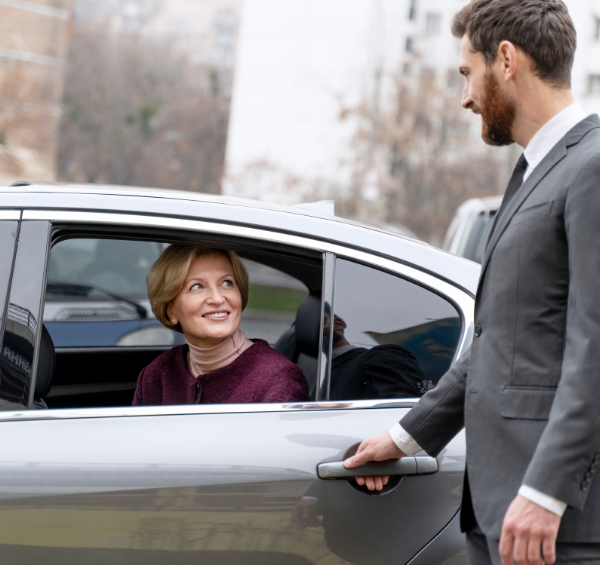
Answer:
[
  {"left": 0, "top": 211, "right": 21, "bottom": 346},
  {"left": 0, "top": 209, "right": 474, "bottom": 422}
]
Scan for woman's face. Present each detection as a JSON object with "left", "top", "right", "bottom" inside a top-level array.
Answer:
[{"left": 168, "top": 254, "right": 243, "bottom": 348}]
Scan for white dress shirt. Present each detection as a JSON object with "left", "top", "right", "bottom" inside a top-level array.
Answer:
[{"left": 389, "top": 103, "right": 589, "bottom": 518}]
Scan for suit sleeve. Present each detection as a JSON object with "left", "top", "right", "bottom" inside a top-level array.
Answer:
[
  {"left": 522, "top": 156, "right": 600, "bottom": 510},
  {"left": 399, "top": 348, "right": 470, "bottom": 457}
]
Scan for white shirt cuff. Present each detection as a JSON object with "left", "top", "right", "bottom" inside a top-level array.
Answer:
[
  {"left": 388, "top": 423, "right": 423, "bottom": 455},
  {"left": 519, "top": 485, "right": 567, "bottom": 517}
]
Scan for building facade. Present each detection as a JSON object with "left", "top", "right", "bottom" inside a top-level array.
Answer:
[{"left": 0, "top": 0, "right": 75, "bottom": 185}]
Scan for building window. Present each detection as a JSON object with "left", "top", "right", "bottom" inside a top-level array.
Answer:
[
  {"left": 595, "top": 17, "right": 600, "bottom": 41},
  {"left": 589, "top": 75, "right": 600, "bottom": 96},
  {"left": 425, "top": 13, "right": 441, "bottom": 36},
  {"left": 409, "top": 0, "right": 417, "bottom": 21},
  {"left": 405, "top": 37, "right": 414, "bottom": 53}
]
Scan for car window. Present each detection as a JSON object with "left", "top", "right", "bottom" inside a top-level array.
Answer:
[
  {"left": 328, "top": 258, "right": 462, "bottom": 401},
  {"left": 41, "top": 236, "right": 317, "bottom": 409}
]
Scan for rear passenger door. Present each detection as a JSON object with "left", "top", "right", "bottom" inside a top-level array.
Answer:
[{"left": 0, "top": 210, "right": 471, "bottom": 565}]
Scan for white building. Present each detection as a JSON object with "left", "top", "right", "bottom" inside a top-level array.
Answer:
[{"left": 224, "top": 0, "right": 600, "bottom": 203}]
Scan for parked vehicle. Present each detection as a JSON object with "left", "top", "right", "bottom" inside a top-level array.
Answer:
[
  {"left": 443, "top": 195, "right": 502, "bottom": 263},
  {"left": 0, "top": 182, "right": 479, "bottom": 565}
]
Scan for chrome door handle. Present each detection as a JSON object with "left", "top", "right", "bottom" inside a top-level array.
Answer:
[{"left": 317, "top": 456, "right": 438, "bottom": 479}]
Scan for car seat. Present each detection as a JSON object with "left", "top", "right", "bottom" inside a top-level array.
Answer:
[
  {"left": 274, "top": 293, "right": 321, "bottom": 398},
  {"left": 32, "top": 324, "right": 56, "bottom": 409}
]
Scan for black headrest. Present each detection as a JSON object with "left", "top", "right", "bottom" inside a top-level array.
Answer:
[
  {"left": 35, "top": 324, "right": 56, "bottom": 399},
  {"left": 295, "top": 293, "right": 322, "bottom": 355}
]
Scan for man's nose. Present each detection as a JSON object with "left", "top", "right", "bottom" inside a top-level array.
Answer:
[{"left": 462, "top": 83, "right": 473, "bottom": 109}]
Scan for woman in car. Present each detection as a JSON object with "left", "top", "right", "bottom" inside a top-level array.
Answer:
[{"left": 133, "top": 245, "right": 309, "bottom": 406}]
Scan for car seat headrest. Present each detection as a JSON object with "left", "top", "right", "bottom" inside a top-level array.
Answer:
[
  {"left": 295, "top": 293, "right": 322, "bottom": 355},
  {"left": 35, "top": 324, "right": 56, "bottom": 400}
]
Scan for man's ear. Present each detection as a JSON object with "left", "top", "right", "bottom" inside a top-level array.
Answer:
[{"left": 497, "top": 40, "right": 518, "bottom": 83}]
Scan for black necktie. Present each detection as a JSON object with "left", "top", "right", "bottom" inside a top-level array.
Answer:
[
  {"left": 485, "top": 154, "right": 528, "bottom": 248},
  {"left": 496, "top": 153, "right": 528, "bottom": 223}
]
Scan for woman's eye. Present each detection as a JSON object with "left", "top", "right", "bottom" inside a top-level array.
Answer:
[
  {"left": 223, "top": 279, "right": 234, "bottom": 287},
  {"left": 190, "top": 283, "right": 203, "bottom": 290}
]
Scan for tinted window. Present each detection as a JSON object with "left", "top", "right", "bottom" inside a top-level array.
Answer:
[{"left": 329, "top": 259, "right": 461, "bottom": 401}]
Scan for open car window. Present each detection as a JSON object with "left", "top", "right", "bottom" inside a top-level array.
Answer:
[{"left": 39, "top": 235, "right": 320, "bottom": 409}]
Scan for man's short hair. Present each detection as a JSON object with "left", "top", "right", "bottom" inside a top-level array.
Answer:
[{"left": 452, "top": 0, "right": 576, "bottom": 88}]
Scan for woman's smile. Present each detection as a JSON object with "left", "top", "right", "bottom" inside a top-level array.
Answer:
[{"left": 203, "top": 310, "right": 230, "bottom": 320}]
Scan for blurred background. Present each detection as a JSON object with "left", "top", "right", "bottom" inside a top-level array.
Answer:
[{"left": 2, "top": 0, "right": 600, "bottom": 245}]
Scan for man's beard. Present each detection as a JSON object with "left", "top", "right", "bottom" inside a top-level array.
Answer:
[{"left": 475, "top": 71, "right": 516, "bottom": 146}]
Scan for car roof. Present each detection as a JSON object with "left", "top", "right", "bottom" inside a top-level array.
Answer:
[
  {"left": 455, "top": 195, "right": 503, "bottom": 216},
  {"left": 1, "top": 182, "right": 480, "bottom": 296}
]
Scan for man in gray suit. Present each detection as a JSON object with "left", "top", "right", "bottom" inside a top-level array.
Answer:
[{"left": 344, "top": 1, "right": 600, "bottom": 565}]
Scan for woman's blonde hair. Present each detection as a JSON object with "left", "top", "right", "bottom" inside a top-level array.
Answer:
[{"left": 147, "top": 245, "right": 249, "bottom": 333}]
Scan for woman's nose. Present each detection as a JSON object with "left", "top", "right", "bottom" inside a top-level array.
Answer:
[{"left": 207, "top": 287, "right": 225, "bottom": 304}]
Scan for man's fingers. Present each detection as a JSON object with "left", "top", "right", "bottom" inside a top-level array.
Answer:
[
  {"left": 526, "top": 535, "right": 544, "bottom": 565},
  {"left": 542, "top": 531, "right": 557, "bottom": 565},
  {"left": 355, "top": 476, "right": 365, "bottom": 486},
  {"left": 382, "top": 476, "right": 390, "bottom": 486},
  {"left": 344, "top": 449, "right": 370, "bottom": 469},
  {"left": 499, "top": 531, "right": 515, "bottom": 565},
  {"left": 513, "top": 533, "right": 528, "bottom": 565},
  {"left": 365, "top": 477, "right": 375, "bottom": 491}
]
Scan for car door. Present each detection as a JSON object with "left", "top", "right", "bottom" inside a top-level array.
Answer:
[{"left": 0, "top": 210, "right": 472, "bottom": 565}]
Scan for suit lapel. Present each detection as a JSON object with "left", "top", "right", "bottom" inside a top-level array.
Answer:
[
  {"left": 479, "top": 114, "right": 600, "bottom": 287},
  {"left": 479, "top": 142, "right": 567, "bottom": 279}
]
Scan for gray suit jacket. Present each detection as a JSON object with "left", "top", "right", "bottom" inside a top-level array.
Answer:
[{"left": 401, "top": 114, "right": 600, "bottom": 542}]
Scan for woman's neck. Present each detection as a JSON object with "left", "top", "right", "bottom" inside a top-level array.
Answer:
[{"left": 186, "top": 329, "right": 253, "bottom": 376}]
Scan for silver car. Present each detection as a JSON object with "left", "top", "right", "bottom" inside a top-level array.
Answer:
[
  {"left": 0, "top": 182, "right": 479, "bottom": 565},
  {"left": 443, "top": 196, "right": 502, "bottom": 264}
]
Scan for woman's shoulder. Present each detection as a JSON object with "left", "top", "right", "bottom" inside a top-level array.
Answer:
[
  {"left": 140, "top": 344, "right": 188, "bottom": 380},
  {"left": 245, "top": 340, "right": 300, "bottom": 371},
  {"left": 241, "top": 340, "right": 309, "bottom": 402}
]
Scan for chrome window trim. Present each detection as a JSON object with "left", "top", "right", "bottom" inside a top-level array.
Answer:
[
  {"left": 12, "top": 208, "right": 474, "bottom": 422},
  {"left": 0, "top": 210, "right": 21, "bottom": 220},
  {"left": 0, "top": 399, "right": 419, "bottom": 423}
]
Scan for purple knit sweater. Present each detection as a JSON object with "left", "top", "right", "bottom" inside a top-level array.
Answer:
[{"left": 132, "top": 340, "right": 310, "bottom": 406}]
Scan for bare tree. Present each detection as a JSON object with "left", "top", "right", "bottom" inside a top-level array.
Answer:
[
  {"left": 341, "top": 69, "right": 503, "bottom": 244},
  {"left": 58, "top": 8, "right": 229, "bottom": 193},
  {"left": 0, "top": 63, "right": 61, "bottom": 180}
]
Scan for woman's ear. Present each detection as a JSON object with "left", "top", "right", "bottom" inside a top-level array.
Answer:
[{"left": 167, "top": 304, "right": 177, "bottom": 325}]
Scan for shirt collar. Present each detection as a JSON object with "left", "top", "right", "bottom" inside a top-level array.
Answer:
[{"left": 523, "top": 103, "right": 588, "bottom": 179}]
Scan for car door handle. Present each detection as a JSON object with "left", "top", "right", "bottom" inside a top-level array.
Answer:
[{"left": 317, "top": 456, "right": 438, "bottom": 479}]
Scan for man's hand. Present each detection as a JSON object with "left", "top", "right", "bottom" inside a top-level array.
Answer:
[
  {"left": 343, "top": 432, "right": 406, "bottom": 491},
  {"left": 499, "top": 494, "right": 561, "bottom": 565}
]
